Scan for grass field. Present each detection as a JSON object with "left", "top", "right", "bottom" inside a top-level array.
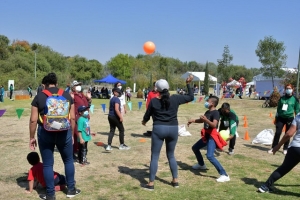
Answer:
[{"left": 0, "top": 94, "right": 300, "bottom": 200}]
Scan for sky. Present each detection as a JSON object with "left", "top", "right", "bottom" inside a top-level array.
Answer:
[{"left": 1, "top": 0, "right": 299, "bottom": 69}]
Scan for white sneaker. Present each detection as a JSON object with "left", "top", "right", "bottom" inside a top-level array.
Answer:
[
  {"left": 105, "top": 145, "right": 112, "bottom": 151},
  {"left": 283, "top": 150, "right": 287, "bottom": 155},
  {"left": 192, "top": 163, "right": 207, "bottom": 170},
  {"left": 228, "top": 148, "right": 234, "bottom": 155},
  {"left": 216, "top": 175, "right": 230, "bottom": 182},
  {"left": 267, "top": 149, "right": 273, "bottom": 154},
  {"left": 119, "top": 144, "right": 131, "bottom": 150}
]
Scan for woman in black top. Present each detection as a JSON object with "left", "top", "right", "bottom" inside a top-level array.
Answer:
[{"left": 141, "top": 76, "right": 194, "bottom": 190}]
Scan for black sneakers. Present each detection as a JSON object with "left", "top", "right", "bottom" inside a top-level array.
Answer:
[
  {"left": 66, "top": 188, "right": 81, "bottom": 198},
  {"left": 171, "top": 182, "right": 179, "bottom": 188},
  {"left": 39, "top": 194, "right": 56, "bottom": 200},
  {"left": 141, "top": 184, "right": 154, "bottom": 191},
  {"left": 258, "top": 184, "right": 273, "bottom": 193}
]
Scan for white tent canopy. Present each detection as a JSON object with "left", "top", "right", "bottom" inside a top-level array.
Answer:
[
  {"left": 181, "top": 72, "right": 217, "bottom": 82},
  {"left": 181, "top": 72, "right": 218, "bottom": 95}
]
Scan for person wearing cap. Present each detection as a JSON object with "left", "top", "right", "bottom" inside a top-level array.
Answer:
[
  {"left": 70, "top": 80, "right": 92, "bottom": 161},
  {"left": 141, "top": 76, "right": 194, "bottom": 191},
  {"left": 106, "top": 87, "right": 130, "bottom": 151},
  {"left": 77, "top": 105, "right": 91, "bottom": 165}
]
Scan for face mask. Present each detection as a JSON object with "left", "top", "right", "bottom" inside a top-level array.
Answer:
[
  {"left": 75, "top": 85, "right": 82, "bottom": 92},
  {"left": 118, "top": 86, "right": 122, "bottom": 89},
  {"left": 83, "top": 111, "right": 89, "bottom": 117},
  {"left": 204, "top": 102, "right": 210, "bottom": 108},
  {"left": 286, "top": 89, "right": 292, "bottom": 95}
]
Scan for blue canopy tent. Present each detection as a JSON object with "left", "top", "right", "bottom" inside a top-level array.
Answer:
[{"left": 94, "top": 74, "right": 126, "bottom": 84}]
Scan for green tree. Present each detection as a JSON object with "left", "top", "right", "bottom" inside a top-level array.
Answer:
[
  {"left": 255, "top": 36, "right": 287, "bottom": 88},
  {"left": 217, "top": 45, "right": 233, "bottom": 82},
  {"left": 0, "top": 35, "right": 10, "bottom": 60},
  {"left": 106, "top": 53, "right": 131, "bottom": 80},
  {"left": 204, "top": 62, "right": 209, "bottom": 95}
]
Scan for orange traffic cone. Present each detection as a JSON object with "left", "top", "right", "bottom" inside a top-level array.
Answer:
[
  {"left": 269, "top": 112, "right": 272, "bottom": 117},
  {"left": 243, "top": 120, "right": 248, "bottom": 128},
  {"left": 244, "top": 130, "right": 250, "bottom": 140},
  {"left": 243, "top": 115, "right": 247, "bottom": 121}
]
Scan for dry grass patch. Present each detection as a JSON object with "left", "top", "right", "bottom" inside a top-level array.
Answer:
[{"left": 0, "top": 97, "right": 300, "bottom": 199}]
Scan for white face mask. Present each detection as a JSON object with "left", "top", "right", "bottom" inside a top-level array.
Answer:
[
  {"left": 75, "top": 85, "right": 82, "bottom": 92},
  {"left": 118, "top": 86, "right": 122, "bottom": 89}
]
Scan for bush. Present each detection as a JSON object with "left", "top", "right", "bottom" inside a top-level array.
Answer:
[
  {"left": 137, "top": 89, "right": 143, "bottom": 98},
  {"left": 269, "top": 91, "right": 281, "bottom": 107}
]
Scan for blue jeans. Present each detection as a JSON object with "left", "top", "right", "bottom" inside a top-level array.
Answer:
[
  {"left": 37, "top": 126, "right": 75, "bottom": 196},
  {"left": 192, "top": 136, "right": 227, "bottom": 176},
  {"left": 149, "top": 125, "right": 178, "bottom": 182}
]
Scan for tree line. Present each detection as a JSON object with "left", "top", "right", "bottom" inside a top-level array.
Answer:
[{"left": 1, "top": 34, "right": 288, "bottom": 92}]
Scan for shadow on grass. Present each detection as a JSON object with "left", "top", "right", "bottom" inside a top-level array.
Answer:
[
  {"left": 243, "top": 144, "right": 270, "bottom": 151},
  {"left": 177, "top": 161, "right": 217, "bottom": 179},
  {"left": 131, "top": 133, "right": 150, "bottom": 138},
  {"left": 16, "top": 173, "right": 45, "bottom": 194},
  {"left": 97, "top": 132, "right": 109, "bottom": 136},
  {"left": 241, "top": 177, "right": 300, "bottom": 197},
  {"left": 118, "top": 166, "right": 171, "bottom": 186}
]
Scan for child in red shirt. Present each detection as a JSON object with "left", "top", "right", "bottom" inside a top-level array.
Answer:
[{"left": 25, "top": 152, "right": 66, "bottom": 193}]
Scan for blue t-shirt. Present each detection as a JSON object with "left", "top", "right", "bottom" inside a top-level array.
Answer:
[
  {"left": 77, "top": 116, "right": 91, "bottom": 142},
  {"left": 109, "top": 96, "right": 121, "bottom": 118}
]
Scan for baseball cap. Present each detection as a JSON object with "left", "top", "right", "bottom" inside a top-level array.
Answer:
[
  {"left": 77, "top": 105, "right": 90, "bottom": 113},
  {"left": 155, "top": 79, "right": 169, "bottom": 92},
  {"left": 71, "top": 80, "right": 82, "bottom": 87}
]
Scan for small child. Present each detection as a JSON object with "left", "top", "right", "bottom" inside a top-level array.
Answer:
[
  {"left": 26, "top": 152, "right": 66, "bottom": 193},
  {"left": 77, "top": 105, "right": 91, "bottom": 165},
  {"left": 218, "top": 102, "right": 239, "bottom": 155},
  {"left": 187, "top": 96, "right": 230, "bottom": 182}
]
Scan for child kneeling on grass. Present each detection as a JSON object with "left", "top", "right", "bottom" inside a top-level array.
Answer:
[
  {"left": 77, "top": 105, "right": 92, "bottom": 165},
  {"left": 187, "top": 96, "right": 230, "bottom": 182},
  {"left": 26, "top": 152, "right": 66, "bottom": 194}
]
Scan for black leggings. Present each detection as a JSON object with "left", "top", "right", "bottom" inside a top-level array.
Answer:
[
  {"left": 78, "top": 141, "right": 88, "bottom": 163},
  {"left": 265, "top": 147, "right": 300, "bottom": 187},
  {"left": 272, "top": 117, "right": 293, "bottom": 150},
  {"left": 149, "top": 125, "right": 178, "bottom": 182},
  {"left": 107, "top": 115, "right": 125, "bottom": 145},
  {"left": 9, "top": 91, "right": 13, "bottom": 99}
]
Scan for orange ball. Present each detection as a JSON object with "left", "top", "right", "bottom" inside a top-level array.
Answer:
[{"left": 143, "top": 41, "right": 156, "bottom": 54}]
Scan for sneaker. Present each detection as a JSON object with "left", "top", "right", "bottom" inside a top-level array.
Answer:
[
  {"left": 228, "top": 148, "right": 234, "bottom": 155},
  {"left": 171, "top": 182, "right": 179, "bottom": 188},
  {"left": 66, "top": 188, "right": 81, "bottom": 198},
  {"left": 80, "top": 161, "right": 90, "bottom": 165},
  {"left": 258, "top": 184, "right": 273, "bottom": 193},
  {"left": 216, "top": 175, "right": 230, "bottom": 182},
  {"left": 192, "top": 163, "right": 207, "bottom": 170},
  {"left": 119, "top": 144, "right": 131, "bottom": 150},
  {"left": 141, "top": 184, "right": 154, "bottom": 191},
  {"left": 267, "top": 149, "right": 273, "bottom": 154},
  {"left": 283, "top": 150, "right": 287, "bottom": 155},
  {"left": 105, "top": 145, "right": 112, "bottom": 151},
  {"left": 39, "top": 194, "right": 56, "bottom": 200}
]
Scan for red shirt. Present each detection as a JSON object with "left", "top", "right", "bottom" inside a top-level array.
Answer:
[
  {"left": 27, "top": 162, "right": 58, "bottom": 187},
  {"left": 73, "top": 92, "right": 89, "bottom": 121},
  {"left": 146, "top": 90, "right": 159, "bottom": 109}
]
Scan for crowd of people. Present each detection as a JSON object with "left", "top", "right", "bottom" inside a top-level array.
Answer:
[{"left": 26, "top": 72, "right": 300, "bottom": 198}]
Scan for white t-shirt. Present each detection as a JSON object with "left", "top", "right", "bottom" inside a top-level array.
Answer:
[{"left": 289, "top": 114, "right": 300, "bottom": 148}]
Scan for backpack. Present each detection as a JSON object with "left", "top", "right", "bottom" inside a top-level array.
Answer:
[{"left": 41, "top": 89, "right": 71, "bottom": 131}]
